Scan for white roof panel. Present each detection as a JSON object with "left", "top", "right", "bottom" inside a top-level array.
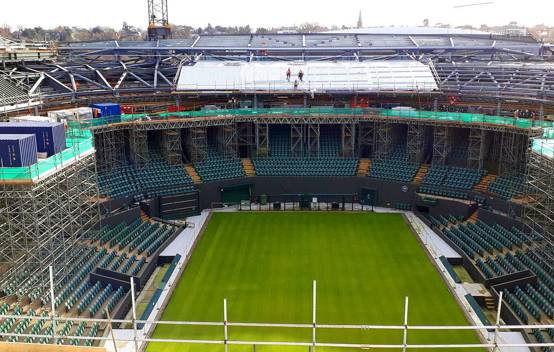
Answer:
[{"left": 177, "top": 60, "right": 438, "bottom": 92}]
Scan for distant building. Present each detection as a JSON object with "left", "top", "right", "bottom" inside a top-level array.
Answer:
[{"left": 357, "top": 11, "right": 363, "bottom": 29}]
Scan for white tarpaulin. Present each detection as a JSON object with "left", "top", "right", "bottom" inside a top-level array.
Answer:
[{"left": 177, "top": 60, "right": 438, "bottom": 92}]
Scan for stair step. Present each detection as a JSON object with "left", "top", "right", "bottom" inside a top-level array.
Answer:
[
  {"left": 357, "top": 158, "right": 371, "bottom": 177},
  {"left": 184, "top": 164, "right": 202, "bottom": 184},
  {"left": 412, "top": 164, "right": 429, "bottom": 185},
  {"left": 242, "top": 158, "right": 256, "bottom": 177}
]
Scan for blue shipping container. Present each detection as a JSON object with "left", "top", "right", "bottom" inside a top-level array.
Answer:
[
  {"left": 90, "top": 103, "right": 121, "bottom": 118},
  {"left": 0, "top": 134, "right": 38, "bottom": 167},
  {"left": 0, "top": 122, "right": 66, "bottom": 157}
]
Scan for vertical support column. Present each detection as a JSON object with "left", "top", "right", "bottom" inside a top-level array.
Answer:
[
  {"left": 161, "top": 128, "right": 182, "bottom": 165},
  {"left": 291, "top": 124, "right": 304, "bottom": 157},
  {"left": 402, "top": 296, "right": 409, "bottom": 352},
  {"left": 341, "top": 123, "right": 356, "bottom": 157},
  {"left": 49, "top": 266, "right": 57, "bottom": 345},
  {"left": 223, "top": 298, "right": 229, "bottom": 352},
  {"left": 493, "top": 291, "right": 503, "bottom": 349},
  {"left": 407, "top": 124, "right": 425, "bottom": 164},
  {"left": 358, "top": 122, "right": 375, "bottom": 158},
  {"left": 498, "top": 131, "right": 517, "bottom": 175},
  {"left": 467, "top": 128, "right": 485, "bottom": 170},
  {"left": 374, "top": 122, "right": 392, "bottom": 160},
  {"left": 128, "top": 129, "right": 149, "bottom": 167},
  {"left": 307, "top": 124, "right": 320, "bottom": 158},
  {"left": 186, "top": 127, "right": 208, "bottom": 163},
  {"left": 255, "top": 123, "right": 269, "bottom": 157},
  {"left": 131, "top": 277, "right": 139, "bottom": 352},
  {"left": 312, "top": 280, "right": 317, "bottom": 352},
  {"left": 432, "top": 125, "right": 449, "bottom": 165},
  {"left": 237, "top": 122, "right": 255, "bottom": 157},
  {"left": 217, "top": 123, "right": 238, "bottom": 158}
]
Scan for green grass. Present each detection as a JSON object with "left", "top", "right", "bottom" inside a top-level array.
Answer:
[{"left": 148, "top": 212, "right": 481, "bottom": 352}]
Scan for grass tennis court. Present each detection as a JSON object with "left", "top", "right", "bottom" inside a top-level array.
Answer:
[{"left": 148, "top": 212, "right": 481, "bottom": 352}]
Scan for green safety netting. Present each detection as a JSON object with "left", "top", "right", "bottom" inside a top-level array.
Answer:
[
  {"left": 4, "top": 108, "right": 554, "bottom": 181},
  {"left": 87, "top": 107, "right": 554, "bottom": 130}
]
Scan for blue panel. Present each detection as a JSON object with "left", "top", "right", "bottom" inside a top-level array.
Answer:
[
  {"left": 0, "top": 134, "right": 38, "bottom": 167},
  {"left": 0, "top": 122, "right": 66, "bottom": 157},
  {"left": 90, "top": 103, "right": 121, "bottom": 118}
]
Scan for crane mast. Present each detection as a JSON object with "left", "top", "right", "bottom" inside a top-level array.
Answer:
[{"left": 147, "top": 0, "right": 171, "bottom": 40}]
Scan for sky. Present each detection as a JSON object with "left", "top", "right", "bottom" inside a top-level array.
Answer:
[{"left": 1, "top": 0, "right": 553, "bottom": 30}]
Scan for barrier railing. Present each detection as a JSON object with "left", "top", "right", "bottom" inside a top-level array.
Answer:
[
  {"left": 88, "top": 107, "right": 554, "bottom": 130},
  {"left": 1, "top": 277, "right": 553, "bottom": 351}
]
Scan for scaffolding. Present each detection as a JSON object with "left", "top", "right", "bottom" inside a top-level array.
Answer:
[
  {"left": 128, "top": 129, "right": 149, "bottom": 167},
  {"left": 161, "top": 129, "right": 182, "bottom": 165},
  {"left": 374, "top": 122, "right": 392, "bottom": 160},
  {"left": 499, "top": 132, "right": 529, "bottom": 175},
  {"left": 0, "top": 153, "right": 100, "bottom": 300},
  {"left": 237, "top": 122, "right": 255, "bottom": 157},
  {"left": 407, "top": 124, "right": 426, "bottom": 164},
  {"left": 467, "top": 128, "right": 486, "bottom": 170},
  {"left": 432, "top": 126, "right": 450, "bottom": 165},
  {"left": 291, "top": 124, "right": 304, "bottom": 157},
  {"left": 186, "top": 127, "right": 207, "bottom": 163},
  {"left": 358, "top": 122, "right": 375, "bottom": 158},
  {"left": 524, "top": 151, "right": 554, "bottom": 242},
  {"left": 93, "top": 130, "right": 125, "bottom": 171},
  {"left": 307, "top": 124, "right": 320, "bottom": 157},
  {"left": 341, "top": 123, "right": 356, "bottom": 157},
  {"left": 255, "top": 123, "right": 269, "bottom": 156},
  {"left": 217, "top": 124, "right": 238, "bottom": 158}
]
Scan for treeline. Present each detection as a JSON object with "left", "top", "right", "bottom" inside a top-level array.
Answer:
[{"left": 0, "top": 22, "right": 347, "bottom": 43}]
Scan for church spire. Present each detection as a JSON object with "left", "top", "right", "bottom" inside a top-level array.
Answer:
[{"left": 357, "top": 10, "right": 363, "bottom": 29}]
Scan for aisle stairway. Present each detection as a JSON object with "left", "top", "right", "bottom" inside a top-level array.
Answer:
[
  {"left": 242, "top": 158, "right": 256, "bottom": 177},
  {"left": 468, "top": 210, "right": 479, "bottom": 224},
  {"left": 412, "top": 164, "right": 429, "bottom": 185},
  {"left": 474, "top": 174, "right": 497, "bottom": 193},
  {"left": 484, "top": 296, "right": 496, "bottom": 311},
  {"left": 184, "top": 164, "right": 202, "bottom": 184},
  {"left": 356, "top": 159, "right": 371, "bottom": 177}
]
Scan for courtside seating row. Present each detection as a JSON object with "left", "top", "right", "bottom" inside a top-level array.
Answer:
[
  {"left": 0, "top": 303, "right": 99, "bottom": 346},
  {"left": 503, "top": 283, "right": 554, "bottom": 324},
  {"left": 532, "top": 329, "right": 554, "bottom": 352},
  {"left": 434, "top": 218, "right": 532, "bottom": 260}
]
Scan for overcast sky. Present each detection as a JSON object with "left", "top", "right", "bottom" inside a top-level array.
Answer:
[{"left": 1, "top": 0, "right": 552, "bottom": 30}]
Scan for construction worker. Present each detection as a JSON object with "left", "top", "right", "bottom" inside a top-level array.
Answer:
[
  {"left": 298, "top": 69, "right": 304, "bottom": 82},
  {"left": 286, "top": 68, "right": 291, "bottom": 81}
]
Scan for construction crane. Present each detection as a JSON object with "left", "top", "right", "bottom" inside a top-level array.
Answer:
[{"left": 147, "top": 0, "right": 171, "bottom": 40}]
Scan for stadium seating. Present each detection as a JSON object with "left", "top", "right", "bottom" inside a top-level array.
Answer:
[
  {"left": 420, "top": 165, "right": 485, "bottom": 199},
  {"left": 253, "top": 128, "right": 358, "bottom": 177},
  {"left": 369, "top": 146, "right": 418, "bottom": 182},
  {"left": 194, "top": 144, "right": 245, "bottom": 181},
  {"left": 98, "top": 152, "right": 195, "bottom": 200},
  {"left": 488, "top": 174, "right": 525, "bottom": 200}
]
